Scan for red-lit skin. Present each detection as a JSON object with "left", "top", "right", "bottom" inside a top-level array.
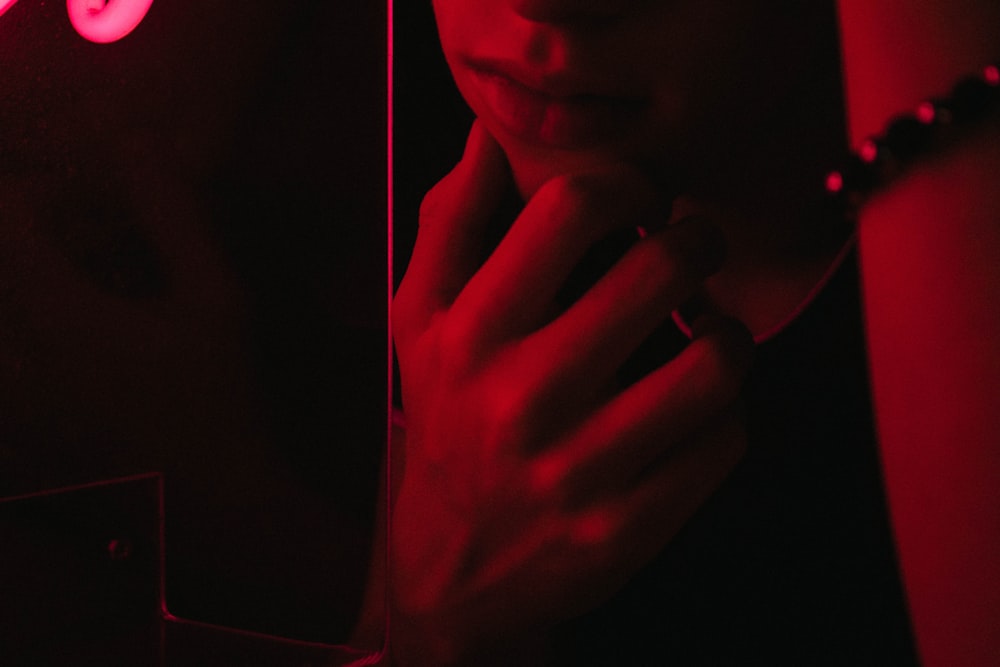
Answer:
[
  {"left": 392, "top": 123, "right": 754, "bottom": 665},
  {"left": 839, "top": 2, "right": 1000, "bottom": 665},
  {"left": 388, "top": 0, "right": 1000, "bottom": 665},
  {"left": 390, "top": 4, "right": 837, "bottom": 664},
  {"left": 435, "top": 2, "right": 844, "bottom": 218}
]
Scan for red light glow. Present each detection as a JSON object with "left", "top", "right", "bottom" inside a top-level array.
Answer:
[
  {"left": 859, "top": 140, "right": 879, "bottom": 163},
  {"left": 0, "top": 0, "right": 154, "bottom": 43},
  {"left": 916, "top": 102, "right": 936, "bottom": 124},
  {"left": 825, "top": 171, "right": 844, "bottom": 193},
  {"left": 985, "top": 65, "right": 1000, "bottom": 86},
  {"left": 67, "top": 0, "right": 155, "bottom": 43}
]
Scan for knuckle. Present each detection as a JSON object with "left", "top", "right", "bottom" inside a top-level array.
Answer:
[
  {"left": 614, "top": 233, "right": 696, "bottom": 308},
  {"left": 482, "top": 376, "right": 540, "bottom": 441},
  {"left": 569, "top": 507, "right": 621, "bottom": 547},
  {"left": 698, "top": 342, "right": 740, "bottom": 399},
  {"left": 436, "top": 313, "right": 481, "bottom": 373},
  {"left": 527, "top": 448, "right": 598, "bottom": 514},
  {"left": 527, "top": 453, "right": 567, "bottom": 504},
  {"left": 536, "top": 167, "right": 659, "bottom": 236},
  {"left": 542, "top": 172, "right": 605, "bottom": 216},
  {"left": 417, "top": 178, "right": 451, "bottom": 225},
  {"left": 560, "top": 164, "right": 652, "bottom": 201},
  {"left": 638, "top": 232, "right": 689, "bottom": 283}
]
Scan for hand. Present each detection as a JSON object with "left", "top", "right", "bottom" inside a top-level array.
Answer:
[{"left": 390, "top": 122, "right": 754, "bottom": 665}]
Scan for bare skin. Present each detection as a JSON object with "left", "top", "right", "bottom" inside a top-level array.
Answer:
[
  {"left": 838, "top": 2, "right": 1000, "bottom": 663},
  {"left": 374, "top": 1, "right": 1000, "bottom": 665},
  {"left": 390, "top": 123, "right": 753, "bottom": 665}
]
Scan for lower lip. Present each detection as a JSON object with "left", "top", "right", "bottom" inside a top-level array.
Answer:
[{"left": 471, "top": 69, "right": 645, "bottom": 149}]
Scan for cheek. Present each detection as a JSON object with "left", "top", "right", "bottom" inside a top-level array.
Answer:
[
  {"left": 432, "top": 0, "right": 492, "bottom": 56},
  {"left": 431, "top": 0, "right": 464, "bottom": 62}
]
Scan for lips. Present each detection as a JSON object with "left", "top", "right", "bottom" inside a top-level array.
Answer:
[{"left": 463, "top": 56, "right": 647, "bottom": 148}]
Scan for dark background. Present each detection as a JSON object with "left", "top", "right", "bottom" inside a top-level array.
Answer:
[
  {"left": 1, "top": 0, "right": 385, "bottom": 643},
  {"left": 393, "top": 0, "right": 473, "bottom": 289}
]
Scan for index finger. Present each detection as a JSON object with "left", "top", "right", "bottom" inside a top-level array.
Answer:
[{"left": 395, "top": 121, "right": 511, "bottom": 333}]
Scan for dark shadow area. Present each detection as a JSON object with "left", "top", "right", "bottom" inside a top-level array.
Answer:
[
  {"left": 1, "top": 0, "right": 386, "bottom": 645},
  {"left": 392, "top": 0, "right": 472, "bottom": 290}
]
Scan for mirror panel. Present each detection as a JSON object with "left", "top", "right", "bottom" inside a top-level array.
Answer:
[{"left": 1, "top": 0, "right": 387, "bottom": 657}]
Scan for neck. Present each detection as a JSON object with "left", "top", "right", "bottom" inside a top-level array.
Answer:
[
  {"left": 696, "top": 205, "right": 853, "bottom": 340},
  {"left": 504, "top": 48, "right": 851, "bottom": 339},
  {"left": 670, "top": 71, "right": 852, "bottom": 338}
]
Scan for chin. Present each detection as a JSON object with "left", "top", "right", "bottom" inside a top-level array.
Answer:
[
  {"left": 478, "top": 115, "right": 686, "bottom": 204},
  {"left": 494, "top": 130, "right": 638, "bottom": 200},
  {"left": 505, "top": 152, "right": 572, "bottom": 200}
]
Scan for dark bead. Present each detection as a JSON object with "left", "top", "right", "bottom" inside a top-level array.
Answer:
[
  {"left": 825, "top": 63, "right": 1000, "bottom": 222},
  {"left": 884, "top": 114, "right": 935, "bottom": 162},
  {"left": 926, "top": 96, "right": 955, "bottom": 126},
  {"left": 823, "top": 174, "right": 865, "bottom": 221},
  {"left": 950, "top": 76, "right": 996, "bottom": 123},
  {"left": 824, "top": 172, "right": 852, "bottom": 217},
  {"left": 839, "top": 153, "right": 879, "bottom": 194},
  {"left": 860, "top": 138, "right": 901, "bottom": 185}
]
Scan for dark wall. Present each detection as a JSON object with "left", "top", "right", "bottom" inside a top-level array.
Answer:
[
  {"left": 392, "top": 0, "right": 473, "bottom": 288},
  {"left": 0, "top": 0, "right": 386, "bottom": 642}
]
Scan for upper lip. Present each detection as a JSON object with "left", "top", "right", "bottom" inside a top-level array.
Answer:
[{"left": 463, "top": 55, "right": 644, "bottom": 103}]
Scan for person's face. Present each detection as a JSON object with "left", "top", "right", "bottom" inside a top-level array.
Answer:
[{"left": 433, "top": 0, "right": 840, "bottom": 198}]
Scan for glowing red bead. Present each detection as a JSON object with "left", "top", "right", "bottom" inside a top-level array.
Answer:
[
  {"left": 860, "top": 140, "right": 879, "bottom": 163},
  {"left": 916, "top": 102, "right": 936, "bottom": 124},
  {"left": 985, "top": 65, "right": 1000, "bottom": 86},
  {"left": 825, "top": 171, "right": 844, "bottom": 194}
]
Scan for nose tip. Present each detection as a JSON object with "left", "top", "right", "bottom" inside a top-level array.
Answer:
[{"left": 512, "top": 0, "right": 630, "bottom": 24}]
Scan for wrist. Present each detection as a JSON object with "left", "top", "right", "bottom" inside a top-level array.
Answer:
[{"left": 836, "top": 0, "right": 1000, "bottom": 144}]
